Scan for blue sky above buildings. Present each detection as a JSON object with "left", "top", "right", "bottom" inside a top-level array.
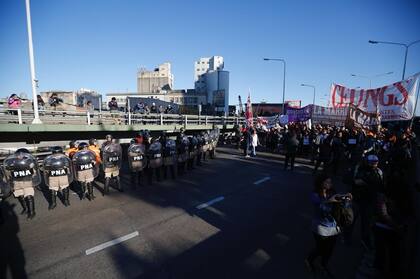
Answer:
[{"left": 0, "top": 0, "right": 419, "bottom": 109}]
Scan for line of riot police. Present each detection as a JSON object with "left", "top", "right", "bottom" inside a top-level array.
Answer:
[{"left": 0, "top": 128, "right": 219, "bottom": 221}]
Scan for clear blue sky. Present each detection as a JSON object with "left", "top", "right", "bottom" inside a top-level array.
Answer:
[{"left": 1, "top": 0, "right": 419, "bottom": 108}]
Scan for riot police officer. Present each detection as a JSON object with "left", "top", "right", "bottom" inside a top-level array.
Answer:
[
  {"left": 65, "top": 140, "right": 78, "bottom": 159},
  {"left": 176, "top": 133, "right": 189, "bottom": 175},
  {"left": 73, "top": 142, "right": 99, "bottom": 200},
  {"left": 0, "top": 167, "right": 12, "bottom": 225},
  {"left": 147, "top": 137, "right": 163, "bottom": 184},
  {"left": 161, "top": 133, "right": 176, "bottom": 179},
  {"left": 202, "top": 131, "right": 210, "bottom": 161},
  {"left": 196, "top": 133, "right": 204, "bottom": 166},
  {"left": 102, "top": 138, "right": 123, "bottom": 193},
  {"left": 3, "top": 148, "right": 41, "bottom": 219},
  {"left": 88, "top": 138, "right": 102, "bottom": 164},
  {"left": 43, "top": 146, "right": 73, "bottom": 209},
  {"left": 128, "top": 136, "right": 147, "bottom": 188},
  {"left": 187, "top": 135, "right": 198, "bottom": 170}
]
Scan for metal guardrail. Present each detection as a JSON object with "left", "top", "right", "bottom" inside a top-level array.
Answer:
[{"left": 0, "top": 108, "right": 244, "bottom": 127}]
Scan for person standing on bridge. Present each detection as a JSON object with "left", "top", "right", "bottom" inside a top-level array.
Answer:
[
  {"left": 7, "top": 94, "right": 21, "bottom": 115},
  {"left": 108, "top": 97, "right": 120, "bottom": 124}
]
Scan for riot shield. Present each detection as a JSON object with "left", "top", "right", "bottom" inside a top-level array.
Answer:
[
  {"left": 43, "top": 153, "right": 73, "bottom": 188},
  {"left": 72, "top": 150, "right": 99, "bottom": 182},
  {"left": 148, "top": 141, "right": 163, "bottom": 168},
  {"left": 128, "top": 143, "right": 147, "bottom": 172},
  {"left": 163, "top": 139, "right": 176, "bottom": 166},
  {"left": 102, "top": 143, "right": 122, "bottom": 171},
  {"left": 4, "top": 152, "right": 41, "bottom": 188}
]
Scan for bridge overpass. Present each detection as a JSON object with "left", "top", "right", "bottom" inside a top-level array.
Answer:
[{"left": 0, "top": 108, "right": 241, "bottom": 144}]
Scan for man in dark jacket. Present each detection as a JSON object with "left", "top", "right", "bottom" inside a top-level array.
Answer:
[{"left": 284, "top": 131, "right": 299, "bottom": 170}]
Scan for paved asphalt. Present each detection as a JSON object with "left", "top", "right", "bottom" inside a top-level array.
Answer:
[{"left": 0, "top": 148, "right": 363, "bottom": 279}]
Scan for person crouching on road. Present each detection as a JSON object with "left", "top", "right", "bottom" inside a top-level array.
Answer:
[{"left": 305, "top": 174, "right": 351, "bottom": 277}]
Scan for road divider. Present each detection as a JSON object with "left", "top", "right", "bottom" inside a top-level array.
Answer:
[
  {"left": 253, "top": 176, "right": 271, "bottom": 185},
  {"left": 85, "top": 231, "right": 139, "bottom": 255},
  {"left": 196, "top": 196, "right": 225, "bottom": 209}
]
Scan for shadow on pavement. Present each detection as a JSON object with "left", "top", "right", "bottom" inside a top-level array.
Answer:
[{"left": 0, "top": 201, "right": 28, "bottom": 279}]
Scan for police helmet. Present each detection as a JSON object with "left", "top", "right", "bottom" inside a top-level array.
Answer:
[
  {"left": 15, "top": 148, "right": 30, "bottom": 154},
  {"left": 51, "top": 146, "right": 63, "bottom": 154},
  {"left": 69, "top": 140, "right": 77, "bottom": 148},
  {"left": 89, "top": 138, "right": 97, "bottom": 146},
  {"left": 78, "top": 142, "right": 89, "bottom": 150}
]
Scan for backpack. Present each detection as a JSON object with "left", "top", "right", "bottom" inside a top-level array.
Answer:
[{"left": 332, "top": 200, "right": 354, "bottom": 228}]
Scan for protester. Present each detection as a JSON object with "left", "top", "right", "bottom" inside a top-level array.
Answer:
[
  {"left": 8, "top": 94, "right": 21, "bottom": 115},
  {"left": 250, "top": 129, "right": 259, "bottom": 157},
  {"left": 284, "top": 130, "right": 299, "bottom": 170},
  {"left": 306, "top": 174, "right": 352, "bottom": 277},
  {"left": 36, "top": 95, "right": 45, "bottom": 111},
  {"left": 108, "top": 97, "right": 120, "bottom": 124},
  {"left": 49, "top": 93, "right": 63, "bottom": 110}
]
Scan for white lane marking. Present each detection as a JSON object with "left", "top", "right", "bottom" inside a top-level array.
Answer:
[
  {"left": 253, "top": 176, "right": 271, "bottom": 185},
  {"left": 85, "top": 231, "right": 139, "bottom": 255},
  {"left": 196, "top": 196, "right": 225, "bottom": 209}
]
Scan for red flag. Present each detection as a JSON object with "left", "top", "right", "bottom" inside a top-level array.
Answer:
[{"left": 245, "top": 93, "right": 253, "bottom": 127}]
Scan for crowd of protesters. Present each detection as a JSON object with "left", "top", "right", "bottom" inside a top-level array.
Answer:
[{"left": 235, "top": 121, "right": 418, "bottom": 278}]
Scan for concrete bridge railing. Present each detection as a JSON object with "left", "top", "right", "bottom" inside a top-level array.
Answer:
[{"left": 0, "top": 108, "right": 243, "bottom": 127}]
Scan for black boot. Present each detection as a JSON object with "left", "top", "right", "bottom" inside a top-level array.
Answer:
[
  {"left": 156, "top": 169, "right": 161, "bottom": 182},
  {"left": 116, "top": 176, "right": 123, "bottom": 192},
  {"left": 87, "top": 183, "right": 95, "bottom": 200},
  {"left": 197, "top": 153, "right": 202, "bottom": 166},
  {"left": 63, "top": 188, "right": 70, "bottom": 207},
  {"left": 163, "top": 166, "right": 168, "bottom": 180},
  {"left": 104, "top": 178, "right": 110, "bottom": 195},
  {"left": 26, "top": 196, "right": 36, "bottom": 219},
  {"left": 170, "top": 166, "right": 176, "bottom": 179},
  {"left": 137, "top": 172, "right": 142, "bottom": 187},
  {"left": 80, "top": 183, "right": 86, "bottom": 200},
  {"left": 17, "top": 196, "right": 27, "bottom": 215},
  {"left": 48, "top": 190, "right": 57, "bottom": 210},
  {"left": 130, "top": 174, "right": 136, "bottom": 190},
  {"left": 147, "top": 168, "right": 153, "bottom": 185}
]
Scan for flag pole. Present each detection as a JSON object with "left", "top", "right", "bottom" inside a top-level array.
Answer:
[{"left": 410, "top": 77, "right": 420, "bottom": 129}]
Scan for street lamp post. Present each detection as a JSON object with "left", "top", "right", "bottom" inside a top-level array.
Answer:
[
  {"left": 369, "top": 39, "right": 420, "bottom": 80},
  {"left": 301, "top": 84, "right": 316, "bottom": 107},
  {"left": 350, "top": 71, "right": 393, "bottom": 88},
  {"left": 25, "top": 0, "right": 42, "bottom": 124},
  {"left": 263, "top": 58, "right": 286, "bottom": 115}
]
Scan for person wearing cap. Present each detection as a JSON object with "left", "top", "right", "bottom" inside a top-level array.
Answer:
[{"left": 352, "top": 154, "right": 384, "bottom": 250}]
